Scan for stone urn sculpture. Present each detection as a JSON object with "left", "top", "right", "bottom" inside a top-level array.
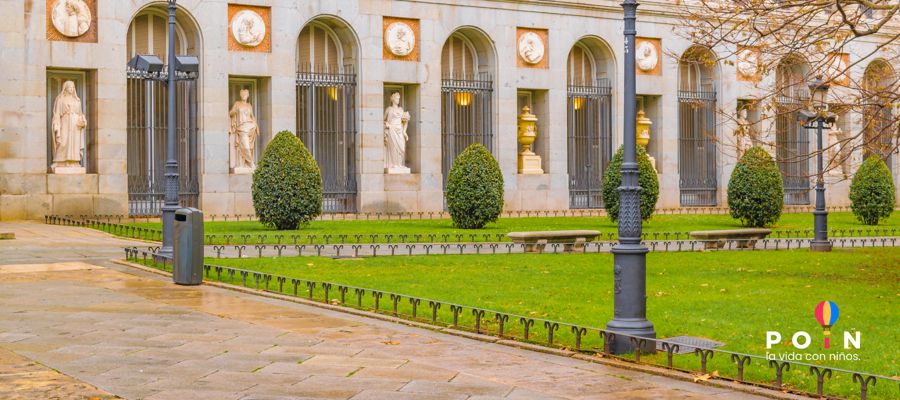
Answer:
[
  {"left": 517, "top": 106, "right": 543, "bottom": 174},
  {"left": 636, "top": 109, "right": 657, "bottom": 172}
]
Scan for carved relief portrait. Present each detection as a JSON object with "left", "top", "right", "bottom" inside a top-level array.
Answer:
[
  {"left": 231, "top": 10, "right": 266, "bottom": 47},
  {"left": 227, "top": 4, "right": 271, "bottom": 52},
  {"left": 50, "top": 0, "right": 91, "bottom": 37},
  {"left": 825, "top": 53, "right": 850, "bottom": 85},
  {"left": 736, "top": 46, "right": 761, "bottom": 81},
  {"left": 46, "top": 0, "right": 96, "bottom": 42},
  {"left": 518, "top": 32, "right": 545, "bottom": 65},
  {"left": 516, "top": 28, "right": 548, "bottom": 69},
  {"left": 636, "top": 41, "right": 659, "bottom": 72},
  {"left": 385, "top": 22, "right": 415, "bottom": 57},
  {"left": 382, "top": 17, "right": 420, "bottom": 61}
]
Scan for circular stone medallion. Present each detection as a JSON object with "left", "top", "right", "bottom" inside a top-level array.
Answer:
[
  {"left": 736, "top": 48, "right": 759, "bottom": 79},
  {"left": 50, "top": 0, "right": 92, "bottom": 38},
  {"left": 231, "top": 10, "right": 266, "bottom": 47},
  {"left": 385, "top": 22, "right": 415, "bottom": 57},
  {"left": 518, "top": 32, "right": 545, "bottom": 65},
  {"left": 636, "top": 41, "right": 659, "bottom": 72}
]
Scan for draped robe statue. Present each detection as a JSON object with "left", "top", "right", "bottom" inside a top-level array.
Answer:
[
  {"left": 827, "top": 116, "right": 851, "bottom": 178},
  {"left": 734, "top": 108, "right": 751, "bottom": 160},
  {"left": 229, "top": 89, "right": 259, "bottom": 173},
  {"left": 384, "top": 92, "right": 411, "bottom": 174},
  {"left": 51, "top": 80, "right": 86, "bottom": 172}
]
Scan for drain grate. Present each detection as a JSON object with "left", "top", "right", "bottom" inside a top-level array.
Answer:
[{"left": 656, "top": 336, "right": 725, "bottom": 354}]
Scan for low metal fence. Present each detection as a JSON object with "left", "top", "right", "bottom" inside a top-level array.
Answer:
[
  {"left": 200, "top": 237, "right": 900, "bottom": 258},
  {"left": 44, "top": 205, "right": 862, "bottom": 223},
  {"left": 47, "top": 215, "right": 900, "bottom": 247},
  {"left": 123, "top": 248, "right": 899, "bottom": 400}
]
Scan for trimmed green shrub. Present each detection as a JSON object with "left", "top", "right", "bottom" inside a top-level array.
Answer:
[
  {"left": 252, "top": 130, "right": 322, "bottom": 230},
  {"left": 446, "top": 143, "right": 504, "bottom": 229},
  {"left": 602, "top": 145, "right": 659, "bottom": 221},
  {"left": 727, "top": 146, "right": 784, "bottom": 227},
  {"left": 850, "top": 155, "right": 895, "bottom": 225}
]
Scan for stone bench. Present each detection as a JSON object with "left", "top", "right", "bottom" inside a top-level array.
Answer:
[
  {"left": 507, "top": 230, "right": 601, "bottom": 253},
  {"left": 689, "top": 228, "right": 772, "bottom": 249}
]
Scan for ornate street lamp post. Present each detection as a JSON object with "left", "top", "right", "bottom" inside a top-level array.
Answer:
[
  {"left": 606, "top": 0, "right": 656, "bottom": 354},
  {"left": 801, "top": 76, "right": 835, "bottom": 252},
  {"left": 159, "top": 0, "right": 180, "bottom": 258}
]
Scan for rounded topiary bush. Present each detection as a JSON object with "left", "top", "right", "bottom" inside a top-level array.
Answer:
[
  {"left": 445, "top": 143, "right": 504, "bottom": 229},
  {"left": 252, "top": 130, "right": 322, "bottom": 230},
  {"left": 727, "top": 146, "right": 784, "bottom": 227},
  {"left": 850, "top": 155, "right": 895, "bottom": 225},
  {"left": 602, "top": 145, "right": 659, "bottom": 221}
]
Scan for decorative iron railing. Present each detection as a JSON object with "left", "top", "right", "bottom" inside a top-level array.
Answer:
[
  {"left": 46, "top": 214, "right": 900, "bottom": 247},
  {"left": 441, "top": 74, "right": 494, "bottom": 191},
  {"left": 296, "top": 66, "right": 358, "bottom": 213},
  {"left": 678, "top": 89, "right": 718, "bottom": 206},
  {"left": 126, "top": 67, "right": 200, "bottom": 216},
  {"left": 567, "top": 80, "right": 613, "bottom": 209}
]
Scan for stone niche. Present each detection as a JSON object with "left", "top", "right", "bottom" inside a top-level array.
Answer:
[
  {"left": 227, "top": 76, "right": 271, "bottom": 175},
  {"left": 516, "top": 89, "right": 549, "bottom": 174},
  {"left": 383, "top": 83, "right": 420, "bottom": 173},
  {"left": 637, "top": 95, "right": 661, "bottom": 173},
  {"left": 46, "top": 69, "right": 96, "bottom": 174}
]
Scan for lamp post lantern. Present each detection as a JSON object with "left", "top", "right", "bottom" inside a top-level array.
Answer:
[
  {"left": 606, "top": 0, "right": 656, "bottom": 354},
  {"left": 160, "top": 0, "right": 180, "bottom": 258},
  {"left": 801, "top": 75, "right": 834, "bottom": 252}
]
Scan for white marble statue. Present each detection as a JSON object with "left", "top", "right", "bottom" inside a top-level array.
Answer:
[
  {"left": 229, "top": 89, "right": 259, "bottom": 173},
  {"left": 636, "top": 41, "right": 659, "bottom": 72},
  {"left": 50, "top": 0, "right": 91, "bottom": 38},
  {"left": 518, "top": 32, "right": 545, "bottom": 65},
  {"left": 384, "top": 92, "right": 411, "bottom": 174},
  {"left": 385, "top": 22, "right": 415, "bottom": 57},
  {"left": 734, "top": 108, "right": 751, "bottom": 159},
  {"left": 51, "top": 81, "right": 86, "bottom": 173},
  {"left": 827, "top": 116, "right": 851, "bottom": 178},
  {"left": 231, "top": 10, "right": 266, "bottom": 47}
]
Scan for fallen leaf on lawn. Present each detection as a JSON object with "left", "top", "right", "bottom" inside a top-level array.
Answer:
[
  {"left": 700, "top": 283, "right": 709, "bottom": 287},
  {"left": 383, "top": 341, "right": 400, "bottom": 345},
  {"left": 693, "top": 373, "right": 711, "bottom": 382}
]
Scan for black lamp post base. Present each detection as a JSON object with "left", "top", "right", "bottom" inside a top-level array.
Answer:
[
  {"left": 607, "top": 243, "right": 656, "bottom": 354},
  {"left": 810, "top": 240, "right": 833, "bottom": 252},
  {"left": 606, "top": 318, "right": 657, "bottom": 354}
]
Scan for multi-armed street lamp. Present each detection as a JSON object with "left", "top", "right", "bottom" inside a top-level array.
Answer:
[
  {"left": 606, "top": 0, "right": 657, "bottom": 354},
  {"left": 127, "top": 0, "right": 199, "bottom": 257},
  {"left": 799, "top": 76, "right": 835, "bottom": 252}
]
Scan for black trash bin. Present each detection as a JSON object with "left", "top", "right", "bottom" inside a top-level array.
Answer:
[{"left": 173, "top": 207, "right": 203, "bottom": 285}]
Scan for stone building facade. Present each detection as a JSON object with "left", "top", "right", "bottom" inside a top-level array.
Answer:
[{"left": 1, "top": 0, "right": 897, "bottom": 219}]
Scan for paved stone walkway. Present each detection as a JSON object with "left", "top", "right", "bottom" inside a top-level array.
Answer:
[{"left": 0, "top": 222, "right": 779, "bottom": 400}]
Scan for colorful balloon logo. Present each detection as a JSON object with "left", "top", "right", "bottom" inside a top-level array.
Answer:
[{"left": 814, "top": 300, "right": 839, "bottom": 349}]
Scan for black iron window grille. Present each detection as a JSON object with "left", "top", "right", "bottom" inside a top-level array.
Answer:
[
  {"left": 296, "top": 66, "right": 358, "bottom": 213},
  {"left": 126, "top": 68, "right": 200, "bottom": 216},
  {"left": 567, "top": 79, "right": 613, "bottom": 209}
]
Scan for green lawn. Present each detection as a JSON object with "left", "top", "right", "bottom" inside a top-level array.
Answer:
[
  {"left": 194, "top": 248, "right": 900, "bottom": 399},
  {"left": 120, "top": 211, "right": 900, "bottom": 244}
]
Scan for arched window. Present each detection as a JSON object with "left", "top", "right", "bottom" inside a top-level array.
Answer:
[
  {"left": 440, "top": 30, "right": 493, "bottom": 193},
  {"left": 125, "top": 6, "right": 200, "bottom": 216},
  {"left": 126, "top": 11, "right": 190, "bottom": 63},
  {"left": 863, "top": 61, "right": 896, "bottom": 172},
  {"left": 567, "top": 40, "right": 613, "bottom": 209},
  {"left": 775, "top": 56, "right": 811, "bottom": 205},
  {"left": 297, "top": 23, "right": 342, "bottom": 73},
  {"left": 677, "top": 46, "right": 718, "bottom": 206},
  {"left": 295, "top": 20, "right": 358, "bottom": 212},
  {"left": 442, "top": 35, "right": 478, "bottom": 79}
]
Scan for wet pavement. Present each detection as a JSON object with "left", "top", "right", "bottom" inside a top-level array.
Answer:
[{"left": 0, "top": 222, "right": 786, "bottom": 399}]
